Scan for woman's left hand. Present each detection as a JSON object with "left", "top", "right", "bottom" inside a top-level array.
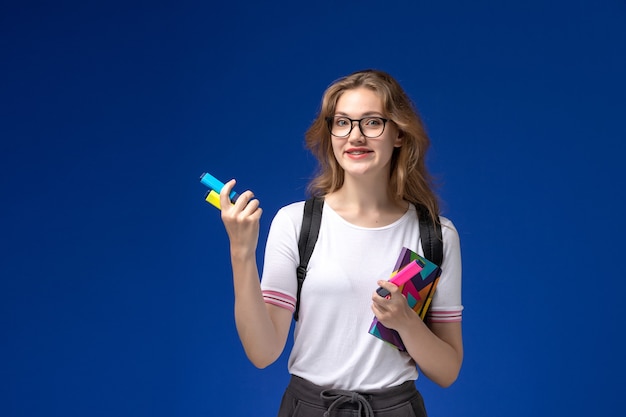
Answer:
[{"left": 371, "top": 280, "right": 418, "bottom": 331}]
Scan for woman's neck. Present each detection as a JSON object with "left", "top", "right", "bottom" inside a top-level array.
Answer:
[{"left": 324, "top": 180, "right": 408, "bottom": 227}]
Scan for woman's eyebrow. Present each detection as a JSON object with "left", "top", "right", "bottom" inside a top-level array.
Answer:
[{"left": 333, "top": 111, "right": 384, "bottom": 117}]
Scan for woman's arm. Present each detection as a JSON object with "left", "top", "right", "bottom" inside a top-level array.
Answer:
[{"left": 219, "top": 180, "right": 292, "bottom": 368}]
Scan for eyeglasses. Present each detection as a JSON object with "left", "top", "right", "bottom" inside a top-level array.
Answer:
[{"left": 325, "top": 116, "right": 389, "bottom": 138}]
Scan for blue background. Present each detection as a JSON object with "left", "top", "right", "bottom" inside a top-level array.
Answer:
[{"left": 2, "top": 1, "right": 625, "bottom": 416}]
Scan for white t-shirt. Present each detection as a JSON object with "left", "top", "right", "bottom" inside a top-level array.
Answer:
[{"left": 260, "top": 201, "right": 463, "bottom": 391}]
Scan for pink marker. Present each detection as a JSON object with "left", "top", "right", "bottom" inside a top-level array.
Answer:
[{"left": 376, "top": 260, "right": 423, "bottom": 298}]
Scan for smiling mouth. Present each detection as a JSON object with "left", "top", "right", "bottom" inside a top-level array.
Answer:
[{"left": 346, "top": 150, "right": 371, "bottom": 155}]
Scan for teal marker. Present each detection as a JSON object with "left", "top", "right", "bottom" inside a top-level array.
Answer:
[{"left": 199, "top": 172, "right": 239, "bottom": 202}]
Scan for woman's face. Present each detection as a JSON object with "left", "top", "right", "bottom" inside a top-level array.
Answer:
[{"left": 330, "top": 87, "right": 401, "bottom": 180}]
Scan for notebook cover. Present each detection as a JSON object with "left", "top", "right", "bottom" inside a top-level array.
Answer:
[{"left": 368, "top": 246, "right": 442, "bottom": 351}]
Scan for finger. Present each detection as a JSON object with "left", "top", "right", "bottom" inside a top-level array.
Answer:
[
  {"left": 249, "top": 206, "right": 263, "bottom": 221},
  {"left": 241, "top": 197, "right": 260, "bottom": 215},
  {"left": 233, "top": 190, "right": 255, "bottom": 211},
  {"left": 371, "top": 304, "right": 380, "bottom": 316},
  {"left": 375, "top": 280, "right": 397, "bottom": 298},
  {"left": 371, "top": 302, "right": 388, "bottom": 318},
  {"left": 220, "top": 179, "right": 236, "bottom": 209}
]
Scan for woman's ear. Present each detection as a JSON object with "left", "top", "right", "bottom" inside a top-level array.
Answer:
[{"left": 394, "top": 131, "right": 403, "bottom": 147}]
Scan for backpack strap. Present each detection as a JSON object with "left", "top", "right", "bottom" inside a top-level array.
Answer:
[
  {"left": 294, "top": 197, "right": 324, "bottom": 321},
  {"left": 416, "top": 204, "right": 443, "bottom": 266}
]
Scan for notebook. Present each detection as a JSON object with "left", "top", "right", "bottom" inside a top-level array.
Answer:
[{"left": 368, "top": 246, "right": 442, "bottom": 351}]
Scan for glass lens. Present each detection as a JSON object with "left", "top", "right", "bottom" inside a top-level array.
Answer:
[
  {"left": 329, "top": 117, "right": 352, "bottom": 137},
  {"left": 360, "top": 117, "right": 385, "bottom": 137}
]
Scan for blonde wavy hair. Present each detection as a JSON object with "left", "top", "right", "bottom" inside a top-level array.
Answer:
[{"left": 305, "top": 69, "right": 441, "bottom": 224}]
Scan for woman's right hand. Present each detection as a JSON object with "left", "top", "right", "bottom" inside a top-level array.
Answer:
[{"left": 219, "top": 179, "right": 263, "bottom": 258}]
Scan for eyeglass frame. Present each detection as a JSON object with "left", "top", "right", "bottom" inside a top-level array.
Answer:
[{"left": 325, "top": 116, "right": 390, "bottom": 139}]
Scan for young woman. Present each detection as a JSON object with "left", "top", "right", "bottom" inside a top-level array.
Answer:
[{"left": 219, "top": 69, "right": 463, "bottom": 416}]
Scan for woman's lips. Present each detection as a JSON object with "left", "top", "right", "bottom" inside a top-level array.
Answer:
[
  {"left": 345, "top": 148, "right": 372, "bottom": 155},
  {"left": 345, "top": 148, "right": 373, "bottom": 158}
]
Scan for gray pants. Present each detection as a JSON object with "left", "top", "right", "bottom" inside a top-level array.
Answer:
[{"left": 277, "top": 375, "right": 428, "bottom": 417}]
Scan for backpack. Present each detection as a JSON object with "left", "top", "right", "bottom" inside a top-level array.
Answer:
[{"left": 294, "top": 197, "right": 443, "bottom": 321}]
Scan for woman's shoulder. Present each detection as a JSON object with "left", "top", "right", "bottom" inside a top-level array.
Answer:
[
  {"left": 439, "top": 215, "right": 456, "bottom": 230},
  {"left": 271, "top": 200, "right": 307, "bottom": 226},
  {"left": 438, "top": 215, "right": 461, "bottom": 246},
  {"left": 277, "top": 200, "right": 306, "bottom": 215}
]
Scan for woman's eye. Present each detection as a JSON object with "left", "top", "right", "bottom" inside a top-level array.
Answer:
[
  {"left": 336, "top": 118, "right": 349, "bottom": 126},
  {"left": 364, "top": 118, "right": 381, "bottom": 126}
]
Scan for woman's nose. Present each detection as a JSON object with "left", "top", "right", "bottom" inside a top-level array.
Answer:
[{"left": 347, "top": 121, "right": 365, "bottom": 142}]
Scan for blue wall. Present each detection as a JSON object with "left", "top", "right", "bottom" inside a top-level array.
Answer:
[{"left": 2, "top": 1, "right": 625, "bottom": 416}]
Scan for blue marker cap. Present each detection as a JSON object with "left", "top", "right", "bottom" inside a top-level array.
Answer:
[{"left": 199, "top": 172, "right": 239, "bottom": 202}]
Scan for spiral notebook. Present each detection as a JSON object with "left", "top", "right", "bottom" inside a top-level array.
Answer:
[{"left": 368, "top": 246, "right": 442, "bottom": 351}]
